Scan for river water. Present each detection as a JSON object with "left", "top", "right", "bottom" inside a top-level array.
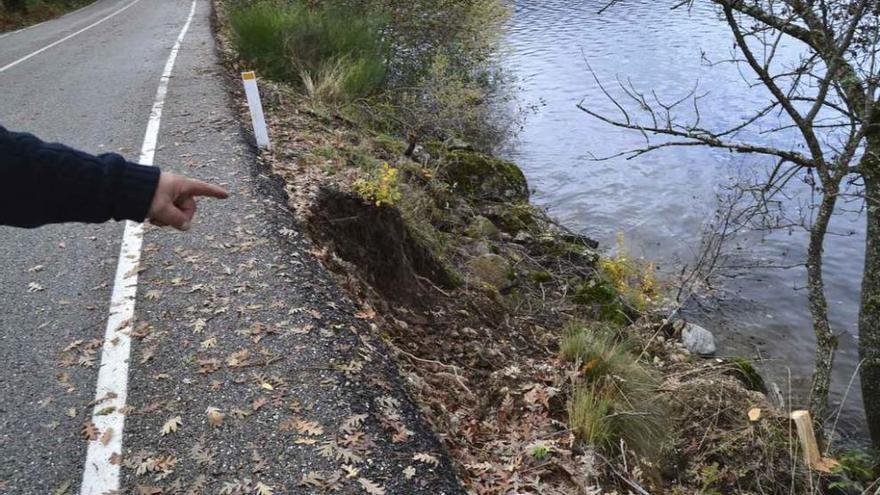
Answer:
[{"left": 501, "top": 0, "right": 868, "bottom": 442}]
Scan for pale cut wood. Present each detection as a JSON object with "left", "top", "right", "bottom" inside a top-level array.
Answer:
[{"left": 791, "top": 410, "right": 821, "bottom": 468}]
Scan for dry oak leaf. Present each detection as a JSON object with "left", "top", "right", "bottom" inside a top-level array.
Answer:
[
  {"left": 192, "top": 318, "right": 207, "bottom": 333},
  {"left": 358, "top": 478, "right": 385, "bottom": 495},
  {"left": 252, "top": 397, "right": 269, "bottom": 412},
  {"left": 100, "top": 427, "right": 114, "bottom": 446},
  {"left": 340, "top": 413, "right": 368, "bottom": 434},
  {"left": 342, "top": 464, "right": 359, "bottom": 478},
  {"left": 161, "top": 416, "right": 182, "bottom": 436},
  {"left": 81, "top": 421, "right": 98, "bottom": 441},
  {"left": 145, "top": 290, "right": 162, "bottom": 301},
  {"left": 293, "top": 417, "right": 324, "bottom": 436},
  {"left": 403, "top": 466, "right": 416, "bottom": 479},
  {"left": 206, "top": 406, "right": 225, "bottom": 427},
  {"left": 299, "top": 472, "right": 324, "bottom": 488},
  {"left": 413, "top": 453, "right": 439, "bottom": 467},
  {"left": 254, "top": 482, "right": 274, "bottom": 495}
]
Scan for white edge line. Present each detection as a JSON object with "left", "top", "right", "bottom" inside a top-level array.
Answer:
[
  {"left": 0, "top": 0, "right": 142, "bottom": 73},
  {"left": 79, "top": 1, "right": 198, "bottom": 494}
]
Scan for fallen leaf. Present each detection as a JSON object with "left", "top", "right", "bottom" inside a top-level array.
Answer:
[
  {"left": 403, "top": 466, "right": 416, "bottom": 479},
  {"left": 81, "top": 421, "right": 98, "bottom": 441},
  {"left": 358, "top": 477, "right": 385, "bottom": 495},
  {"left": 100, "top": 427, "right": 114, "bottom": 446},
  {"left": 206, "top": 407, "right": 225, "bottom": 427},
  {"left": 161, "top": 416, "right": 182, "bottom": 436},
  {"left": 252, "top": 397, "right": 268, "bottom": 411},
  {"left": 748, "top": 407, "right": 762, "bottom": 422},
  {"left": 413, "top": 452, "right": 439, "bottom": 466},
  {"left": 254, "top": 481, "right": 274, "bottom": 495}
]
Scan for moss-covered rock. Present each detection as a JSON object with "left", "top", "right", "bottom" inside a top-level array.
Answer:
[
  {"left": 440, "top": 150, "right": 529, "bottom": 201},
  {"left": 481, "top": 202, "right": 537, "bottom": 234},
  {"left": 466, "top": 215, "right": 500, "bottom": 239},
  {"left": 469, "top": 253, "right": 514, "bottom": 289}
]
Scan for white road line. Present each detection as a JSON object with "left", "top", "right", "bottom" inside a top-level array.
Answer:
[
  {"left": 79, "top": 1, "right": 198, "bottom": 493},
  {"left": 0, "top": 0, "right": 141, "bottom": 73}
]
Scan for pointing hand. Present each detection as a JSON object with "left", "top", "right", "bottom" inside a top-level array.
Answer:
[{"left": 147, "top": 172, "right": 229, "bottom": 231}]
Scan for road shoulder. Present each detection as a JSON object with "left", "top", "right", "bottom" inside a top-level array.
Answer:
[{"left": 118, "top": 2, "right": 464, "bottom": 493}]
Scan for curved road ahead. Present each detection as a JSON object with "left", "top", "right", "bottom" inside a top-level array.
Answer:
[{"left": 0, "top": 2, "right": 463, "bottom": 494}]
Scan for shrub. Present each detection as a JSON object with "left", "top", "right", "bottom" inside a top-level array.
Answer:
[
  {"left": 561, "top": 323, "right": 667, "bottom": 457},
  {"left": 600, "top": 233, "right": 658, "bottom": 312},
  {"left": 354, "top": 163, "right": 401, "bottom": 207}
]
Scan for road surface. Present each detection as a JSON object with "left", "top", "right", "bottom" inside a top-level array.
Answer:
[{"left": 0, "top": 1, "right": 463, "bottom": 493}]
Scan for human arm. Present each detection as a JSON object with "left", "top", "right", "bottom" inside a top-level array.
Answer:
[{"left": 0, "top": 124, "right": 227, "bottom": 229}]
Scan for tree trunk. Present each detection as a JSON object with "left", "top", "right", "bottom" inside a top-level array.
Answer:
[
  {"left": 859, "top": 164, "right": 880, "bottom": 447},
  {"left": 807, "top": 181, "right": 840, "bottom": 426}
]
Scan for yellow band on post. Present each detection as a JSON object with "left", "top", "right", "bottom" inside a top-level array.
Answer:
[{"left": 242, "top": 71, "right": 256, "bottom": 80}]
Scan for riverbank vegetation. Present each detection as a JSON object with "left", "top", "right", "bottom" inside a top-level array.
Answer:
[
  {"left": 579, "top": 0, "right": 880, "bottom": 457},
  {"left": 213, "top": 0, "right": 839, "bottom": 492},
  {"left": 0, "top": 0, "right": 93, "bottom": 31}
]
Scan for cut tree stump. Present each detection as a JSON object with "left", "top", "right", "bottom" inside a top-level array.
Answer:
[{"left": 790, "top": 410, "right": 839, "bottom": 473}]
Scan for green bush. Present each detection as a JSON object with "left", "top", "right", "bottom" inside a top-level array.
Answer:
[{"left": 229, "top": 0, "right": 388, "bottom": 100}]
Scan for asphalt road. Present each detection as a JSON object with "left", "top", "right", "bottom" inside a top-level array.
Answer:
[{"left": 0, "top": 1, "right": 464, "bottom": 493}]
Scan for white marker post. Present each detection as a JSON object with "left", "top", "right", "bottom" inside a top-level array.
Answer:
[{"left": 242, "top": 71, "right": 271, "bottom": 149}]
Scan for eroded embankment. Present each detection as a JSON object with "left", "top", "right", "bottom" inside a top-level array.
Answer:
[{"left": 209, "top": 1, "right": 831, "bottom": 493}]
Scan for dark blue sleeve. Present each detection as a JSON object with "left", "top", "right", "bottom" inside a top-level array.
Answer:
[{"left": 0, "top": 124, "right": 160, "bottom": 228}]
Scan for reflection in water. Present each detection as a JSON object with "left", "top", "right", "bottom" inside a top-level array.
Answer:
[{"left": 502, "top": 0, "right": 867, "bottom": 441}]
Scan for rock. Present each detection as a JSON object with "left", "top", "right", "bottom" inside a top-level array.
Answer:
[
  {"left": 466, "top": 216, "right": 500, "bottom": 240},
  {"left": 681, "top": 322, "right": 717, "bottom": 356},
  {"left": 444, "top": 137, "right": 474, "bottom": 152},
  {"left": 468, "top": 240, "right": 493, "bottom": 257},
  {"left": 514, "top": 231, "right": 533, "bottom": 243},
  {"left": 468, "top": 254, "right": 513, "bottom": 289},
  {"left": 411, "top": 144, "right": 431, "bottom": 163},
  {"left": 441, "top": 150, "right": 529, "bottom": 201}
]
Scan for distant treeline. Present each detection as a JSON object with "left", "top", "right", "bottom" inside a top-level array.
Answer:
[{"left": 1, "top": 0, "right": 93, "bottom": 31}]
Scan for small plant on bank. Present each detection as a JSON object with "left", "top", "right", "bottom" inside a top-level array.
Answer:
[
  {"left": 600, "top": 233, "right": 658, "bottom": 312},
  {"left": 561, "top": 322, "right": 668, "bottom": 457},
  {"left": 354, "top": 163, "right": 402, "bottom": 207}
]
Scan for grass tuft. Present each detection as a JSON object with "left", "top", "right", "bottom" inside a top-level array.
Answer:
[
  {"left": 562, "top": 322, "right": 668, "bottom": 457},
  {"left": 229, "top": 0, "right": 388, "bottom": 101}
]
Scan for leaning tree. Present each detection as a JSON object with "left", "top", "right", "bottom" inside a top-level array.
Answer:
[{"left": 583, "top": 0, "right": 880, "bottom": 445}]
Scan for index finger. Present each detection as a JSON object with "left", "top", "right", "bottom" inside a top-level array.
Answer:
[{"left": 181, "top": 178, "right": 229, "bottom": 199}]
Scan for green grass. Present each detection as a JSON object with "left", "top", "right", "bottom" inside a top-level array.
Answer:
[
  {"left": 229, "top": 0, "right": 388, "bottom": 101},
  {"left": 561, "top": 322, "right": 668, "bottom": 457}
]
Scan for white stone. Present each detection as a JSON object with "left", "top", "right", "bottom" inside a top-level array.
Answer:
[{"left": 681, "top": 322, "right": 716, "bottom": 356}]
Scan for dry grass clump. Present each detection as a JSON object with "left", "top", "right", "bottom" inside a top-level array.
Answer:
[{"left": 561, "top": 322, "right": 668, "bottom": 458}]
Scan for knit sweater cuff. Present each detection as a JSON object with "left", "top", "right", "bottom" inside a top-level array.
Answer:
[{"left": 115, "top": 162, "right": 160, "bottom": 222}]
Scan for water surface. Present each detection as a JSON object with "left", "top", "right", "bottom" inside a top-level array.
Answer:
[{"left": 502, "top": 0, "right": 867, "bottom": 441}]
